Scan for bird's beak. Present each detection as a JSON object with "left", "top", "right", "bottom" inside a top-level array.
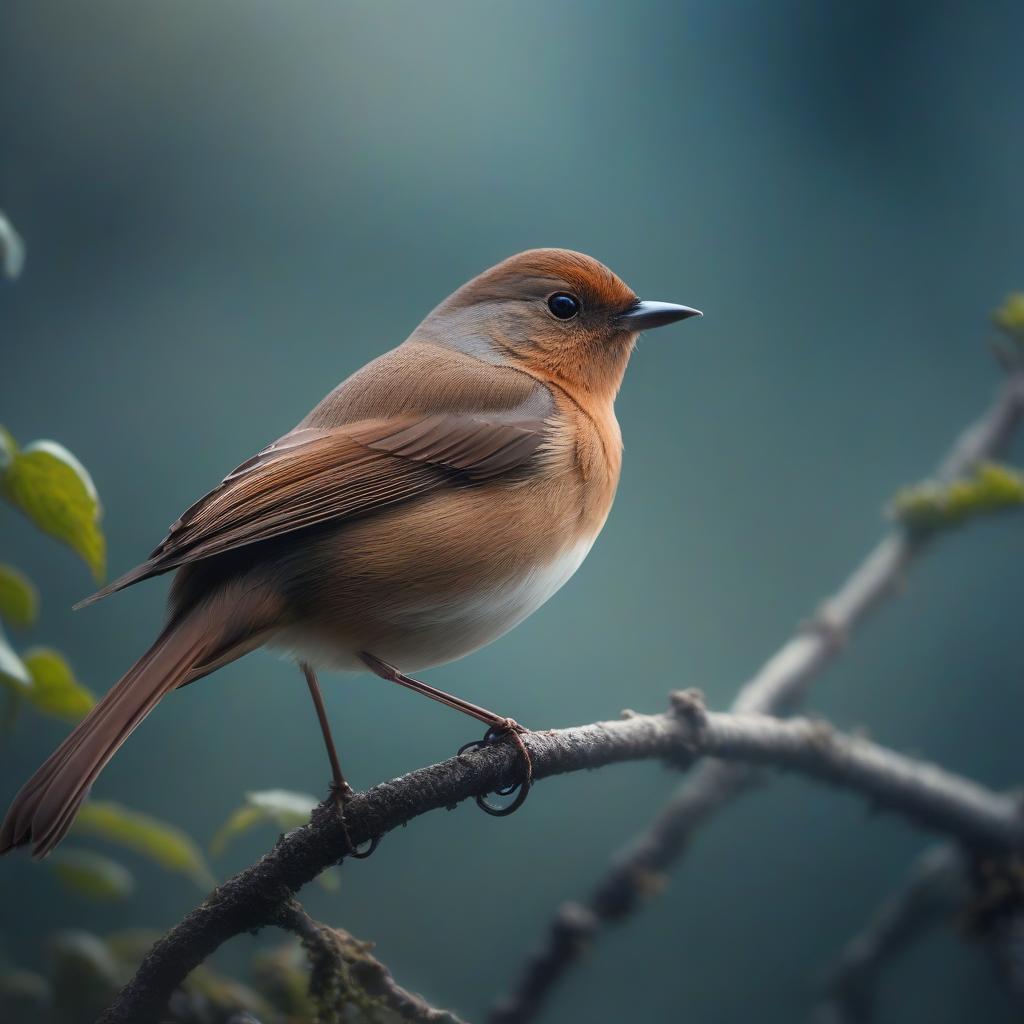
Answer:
[{"left": 617, "top": 300, "right": 703, "bottom": 330}]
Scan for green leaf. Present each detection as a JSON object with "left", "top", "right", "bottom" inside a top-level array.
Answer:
[
  {"left": 48, "top": 930, "right": 123, "bottom": 1020},
  {"left": 104, "top": 928, "right": 164, "bottom": 970},
  {"left": 21, "top": 647, "right": 96, "bottom": 722},
  {"left": 1, "top": 437, "right": 106, "bottom": 581},
  {"left": 247, "top": 787, "right": 318, "bottom": 825},
  {"left": 71, "top": 800, "right": 216, "bottom": 889},
  {"left": 317, "top": 866, "right": 341, "bottom": 892},
  {"left": 891, "top": 461, "right": 1024, "bottom": 534},
  {"left": 0, "top": 564, "right": 39, "bottom": 628},
  {"left": 0, "top": 621, "right": 30, "bottom": 694},
  {"left": 49, "top": 848, "right": 135, "bottom": 902},
  {"left": 210, "top": 789, "right": 318, "bottom": 858},
  {"left": 0, "top": 426, "right": 16, "bottom": 475},
  {"left": 209, "top": 805, "right": 265, "bottom": 858},
  {"left": 994, "top": 292, "right": 1024, "bottom": 342},
  {"left": 185, "top": 966, "right": 275, "bottom": 1021}
]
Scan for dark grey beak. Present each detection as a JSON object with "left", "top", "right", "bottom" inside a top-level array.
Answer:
[{"left": 617, "top": 300, "right": 703, "bottom": 330}]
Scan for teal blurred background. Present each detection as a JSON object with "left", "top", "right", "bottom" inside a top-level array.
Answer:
[{"left": 3, "top": 1, "right": 1024, "bottom": 1020}]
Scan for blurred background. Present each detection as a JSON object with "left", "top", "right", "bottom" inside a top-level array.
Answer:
[{"left": 3, "top": 1, "right": 1024, "bottom": 1021}]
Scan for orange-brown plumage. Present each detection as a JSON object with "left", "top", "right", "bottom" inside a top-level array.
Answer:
[{"left": 1, "top": 248, "right": 700, "bottom": 857}]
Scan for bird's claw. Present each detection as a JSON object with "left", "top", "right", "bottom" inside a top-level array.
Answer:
[
  {"left": 328, "top": 781, "right": 380, "bottom": 859},
  {"left": 458, "top": 719, "right": 534, "bottom": 817}
]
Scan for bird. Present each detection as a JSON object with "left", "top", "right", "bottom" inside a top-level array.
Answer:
[{"left": 0, "top": 247, "right": 700, "bottom": 858}]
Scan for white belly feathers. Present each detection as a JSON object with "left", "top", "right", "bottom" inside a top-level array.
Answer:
[{"left": 280, "top": 535, "right": 596, "bottom": 673}]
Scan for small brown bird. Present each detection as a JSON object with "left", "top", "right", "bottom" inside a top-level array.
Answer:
[{"left": 0, "top": 248, "right": 700, "bottom": 857}]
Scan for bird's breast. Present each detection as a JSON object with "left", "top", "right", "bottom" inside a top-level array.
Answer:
[{"left": 274, "top": 401, "right": 618, "bottom": 674}]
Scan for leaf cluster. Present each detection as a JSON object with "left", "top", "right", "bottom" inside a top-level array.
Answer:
[{"left": 0, "top": 424, "right": 106, "bottom": 706}]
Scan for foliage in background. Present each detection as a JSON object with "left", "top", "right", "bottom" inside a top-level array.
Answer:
[
  {"left": 49, "top": 850, "right": 137, "bottom": 904},
  {"left": 211, "top": 789, "right": 320, "bottom": 858},
  {"left": 889, "top": 295, "right": 1024, "bottom": 535},
  {"left": 211, "top": 789, "right": 341, "bottom": 892},
  {"left": 0, "top": 428, "right": 106, "bottom": 581},
  {"left": 2, "top": 211, "right": 347, "bottom": 1024},
  {"left": 0, "top": 927, "right": 312, "bottom": 1024},
  {"left": 70, "top": 801, "right": 216, "bottom": 891},
  {"left": 0, "top": 423, "right": 103, "bottom": 708},
  {"left": 5, "top": 197, "right": 1024, "bottom": 1022}
]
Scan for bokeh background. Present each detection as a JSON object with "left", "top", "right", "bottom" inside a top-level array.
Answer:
[{"left": 3, "top": 1, "right": 1024, "bottom": 1021}]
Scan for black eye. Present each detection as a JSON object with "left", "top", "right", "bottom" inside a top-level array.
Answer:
[{"left": 547, "top": 292, "right": 580, "bottom": 320}]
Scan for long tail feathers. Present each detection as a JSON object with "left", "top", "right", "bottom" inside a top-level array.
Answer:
[
  {"left": 72, "top": 556, "right": 166, "bottom": 609},
  {"left": 0, "top": 611, "right": 221, "bottom": 858}
]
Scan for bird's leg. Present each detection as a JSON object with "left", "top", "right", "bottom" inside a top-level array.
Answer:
[
  {"left": 300, "top": 660, "right": 352, "bottom": 804},
  {"left": 359, "top": 651, "right": 533, "bottom": 816},
  {"left": 299, "top": 661, "right": 377, "bottom": 858}
]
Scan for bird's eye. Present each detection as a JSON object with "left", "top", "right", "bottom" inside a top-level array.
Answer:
[{"left": 547, "top": 292, "right": 580, "bottom": 320}]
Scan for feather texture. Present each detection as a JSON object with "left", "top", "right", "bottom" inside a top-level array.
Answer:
[
  {"left": 2, "top": 248, "right": 665, "bottom": 859},
  {"left": 77, "top": 367, "right": 555, "bottom": 606}
]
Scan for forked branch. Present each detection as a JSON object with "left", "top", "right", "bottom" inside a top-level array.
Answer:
[
  {"left": 100, "top": 692, "right": 1024, "bottom": 1023},
  {"left": 492, "top": 363, "right": 1024, "bottom": 1023}
]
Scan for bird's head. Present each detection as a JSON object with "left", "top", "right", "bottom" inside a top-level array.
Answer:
[{"left": 416, "top": 248, "right": 701, "bottom": 401}]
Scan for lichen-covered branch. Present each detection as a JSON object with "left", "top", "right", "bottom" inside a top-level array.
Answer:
[
  {"left": 275, "top": 899, "right": 468, "bottom": 1024},
  {"left": 100, "top": 694, "right": 1024, "bottom": 1024},
  {"left": 492, "top": 364, "right": 1024, "bottom": 1024},
  {"left": 812, "top": 846, "right": 967, "bottom": 1024}
]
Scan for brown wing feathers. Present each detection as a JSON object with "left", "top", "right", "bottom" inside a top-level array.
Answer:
[
  {"left": 352, "top": 413, "right": 549, "bottom": 480},
  {"left": 10, "top": 366, "right": 553, "bottom": 856},
  {"left": 77, "top": 403, "right": 552, "bottom": 608}
]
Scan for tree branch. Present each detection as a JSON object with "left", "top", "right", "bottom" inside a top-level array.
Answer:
[
  {"left": 491, "top": 365, "right": 1024, "bottom": 1024},
  {"left": 100, "top": 693, "right": 1024, "bottom": 1023},
  {"left": 814, "top": 845, "right": 1024, "bottom": 1021},
  {"left": 275, "top": 898, "right": 468, "bottom": 1024},
  {"left": 960, "top": 852, "right": 1024, "bottom": 1015},
  {"left": 812, "top": 845, "right": 967, "bottom": 1024}
]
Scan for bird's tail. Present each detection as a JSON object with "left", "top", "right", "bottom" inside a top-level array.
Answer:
[{"left": 0, "top": 608, "right": 227, "bottom": 858}]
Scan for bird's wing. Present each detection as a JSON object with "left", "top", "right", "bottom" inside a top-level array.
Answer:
[{"left": 77, "top": 403, "right": 553, "bottom": 606}]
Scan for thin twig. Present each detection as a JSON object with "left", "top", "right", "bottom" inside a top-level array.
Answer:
[
  {"left": 99, "top": 694, "right": 1024, "bottom": 1023},
  {"left": 491, "top": 365, "right": 1024, "bottom": 1023},
  {"left": 812, "top": 845, "right": 967, "bottom": 1024}
]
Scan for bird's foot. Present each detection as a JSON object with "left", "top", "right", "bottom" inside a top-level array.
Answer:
[
  {"left": 457, "top": 718, "right": 534, "bottom": 816},
  {"left": 328, "top": 780, "right": 380, "bottom": 860},
  {"left": 329, "top": 778, "right": 354, "bottom": 813}
]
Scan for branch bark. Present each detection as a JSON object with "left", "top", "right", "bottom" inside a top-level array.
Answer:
[
  {"left": 491, "top": 365, "right": 1024, "bottom": 1024},
  {"left": 100, "top": 693, "right": 1024, "bottom": 1023}
]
